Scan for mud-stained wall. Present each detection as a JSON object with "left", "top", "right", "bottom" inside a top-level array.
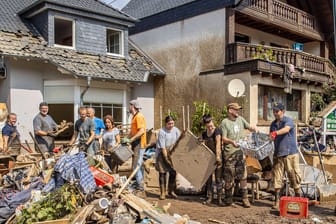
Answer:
[{"left": 130, "top": 9, "right": 226, "bottom": 129}]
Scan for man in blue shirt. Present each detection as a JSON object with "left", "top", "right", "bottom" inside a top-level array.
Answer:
[
  {"left": 269, "top": 102, "right": 301, "bottom": 210},
  {"left": 87, "top": 107, "right": 105, "bottom": 154},
  {"left": 2, "top": 113, "right": 20, "bottom": 154}
]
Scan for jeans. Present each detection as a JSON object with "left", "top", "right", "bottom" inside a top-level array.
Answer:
[{"left": 132, "top": 147, "right": 145, "bottom": 189}]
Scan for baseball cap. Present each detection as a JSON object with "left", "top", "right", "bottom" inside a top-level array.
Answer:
[
  {"left": 272, "top": 102, "right": 285, "bottom": 111},
  {"left": 129, "top": 99, "right": 141, "bottom": 109},
  {"left": 227, "top": 102, "right": 242, "bottom": 110}
]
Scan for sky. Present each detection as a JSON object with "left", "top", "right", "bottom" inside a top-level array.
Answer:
[{"left": 101, "top": 0, "right": 131, "bottom": 10}]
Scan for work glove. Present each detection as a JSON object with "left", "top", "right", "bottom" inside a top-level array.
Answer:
[
  {"left": 79, "top": 143, "right": 89, "bottom": 151},
  {"left": 163, "top": 154, "right": 174, "bottom": 168},
  {"left": 121, "top": 137, "right": 132, "bottom": 144},
  {"left": 270, "top": 131, "right": 277, "bottom": 140}
]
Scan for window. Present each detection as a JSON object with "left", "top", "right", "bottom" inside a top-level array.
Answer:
[
  {"left": 270, "top": 43, "right": 288, "bottom": 48},
  {"left": 54, "top": 17, "right": 74, "bottom": 47},
  {"left": 258, "top": 86, "right": 301, "bottom": 121},
  {"left": 235, "top": 33, "right": 250, "bottom": 43},
  {"left": 106, "top": 29, "right": 123, "bottom": 55},
  {"left": 84, "top": 103, "right": 123, "bottom": 125}
]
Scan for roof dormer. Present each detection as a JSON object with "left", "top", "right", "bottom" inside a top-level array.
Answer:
[{"left": 19, "top": 0, "right": 136, "bottom": 56}]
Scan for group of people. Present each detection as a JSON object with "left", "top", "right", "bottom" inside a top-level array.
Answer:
[
  {"left": 1, "top": 100, "right": 148, "bottom": 193},
  {"left": 155, "top": 102, "right": 301, "bottom": 210},
  {"left": 1, "top": 100, "right": 301, "bottom": 210}
]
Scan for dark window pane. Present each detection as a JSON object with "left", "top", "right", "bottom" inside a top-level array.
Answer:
[{"left": 54, "top": 18, "right": 73, "bottom": 46}]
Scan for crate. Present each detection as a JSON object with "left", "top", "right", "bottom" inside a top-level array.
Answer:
[
  {"left": 111, "top": 144, "right": 133, "bottom": 165},
  {"left": 239, "top": 132, "right": 274, "bottom": 160},
  {"left": 89, "top": 166, "right": 114, "bottom": 187},
  {"left": 280, "top": 196, "right": 308, "bottom": 219}
]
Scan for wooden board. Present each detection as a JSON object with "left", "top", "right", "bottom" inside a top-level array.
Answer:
[
  {"left": 33, "top": 219, "right": 70, "bottom": 224},
  {"left": 170, "top": 130, "right": 216, "bottom": 190}
]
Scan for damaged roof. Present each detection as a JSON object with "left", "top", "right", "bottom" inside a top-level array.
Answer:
[{"left": 0, "top": 0, "right": 164, "bottom": 82}]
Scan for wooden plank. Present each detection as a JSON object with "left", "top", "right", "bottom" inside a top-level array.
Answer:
[
  {"left": 171, "top": 130, "right": 216, "bottom": 190},
  {"left": 33, "top": 219, "right": 70, "bottom": 224},
  {"left": 71, "top": 205, "right": 94, "bottom": 224}
]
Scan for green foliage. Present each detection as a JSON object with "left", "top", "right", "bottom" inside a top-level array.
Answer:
[
  {"left": 310, "top": 93, "right": 326, "bottom": 117},
  {"left": 253, "top": 45, "right": 276, "bottom": 61},
  {"left": 17, "top": 184, "right": 83, "bottom": 224},
  {"left": 164, "top": 110, "right": 178, "bottom": 121},
  {"left": 191, "top": 101, "right": 227, "bottom": 135}
]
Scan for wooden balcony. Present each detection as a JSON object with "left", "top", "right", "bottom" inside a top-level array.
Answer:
[
  {"left": 226, "top": 42, "right": 336, "bottom": 85},
  {"left": 235, "top": 0, "right": 323, "bottom": 42}
]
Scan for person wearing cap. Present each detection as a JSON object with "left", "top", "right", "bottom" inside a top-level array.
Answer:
[
  {"left": 220, "top": 102, "right": 256, "bottom": 208},
  {"left": 269, "top": 102, "right": 301, "bottom": 210},
  {"left": 123, "top": 99, "right": 147, "bottom": 191},
  {"left": 33, "top": 102, "right": 58, "bottom": 154}
]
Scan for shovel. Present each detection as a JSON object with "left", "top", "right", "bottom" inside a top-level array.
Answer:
[{"left": 312, "top": 128, "right": 336, "bottom": 201}]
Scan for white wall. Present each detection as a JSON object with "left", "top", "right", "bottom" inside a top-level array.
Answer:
[{"left": 131, "top": 82, "right": 155, "bottom": 129}]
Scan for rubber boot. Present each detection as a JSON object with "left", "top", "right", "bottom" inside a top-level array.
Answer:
[
  {"left": 241, "top": 189, "right": 251, "bottom": 208},
  {"left": 272, "top": 191, "right": 280, "bottom": 210},
  {"left": 159, "top": 173, "right": 166, "bottom": 200},
  {"left": 167, "top": 170, "right": 178, "bottom": 199},
  {"left": 204, "top": 178, "right": 213, "bottom": 205},
  {"left": 217, "top": 189, "right": 224, "bottom": 206},
  {"left": 224, "top": 188, "right": 234, "bottom": 206}
]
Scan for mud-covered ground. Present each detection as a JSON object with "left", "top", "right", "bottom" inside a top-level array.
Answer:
[{"left": 144, "top": 190, "right": 336, "bottom": 224}]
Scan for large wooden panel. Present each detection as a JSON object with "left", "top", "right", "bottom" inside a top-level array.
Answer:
[{"left": 171, "top": 130, "right": 216, "bottom": 190}]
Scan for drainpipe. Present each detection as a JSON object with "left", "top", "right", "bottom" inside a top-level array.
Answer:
[{"left": 80, "top": 76, "right": 92, "bottom": 106}]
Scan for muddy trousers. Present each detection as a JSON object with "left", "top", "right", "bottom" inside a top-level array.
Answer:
[
  {"left": 206, "top": 166, "right": 223, "bottom": 205},
  {"left": 159, "top": 170, "right": 177, "bottom": 199}
]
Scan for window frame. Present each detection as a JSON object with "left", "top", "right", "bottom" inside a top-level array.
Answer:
[
  {"left": 83, "top": 102, "right": 123, "bottom": 125},
  {"left": 106, "top": 27, "right": 124, "bottom": 57},
  {"left": 258, "top": 85, "right": 302, "bottom": 122},
  {"left": 53, "top": 16, "right": 75, "bottom": 49}
]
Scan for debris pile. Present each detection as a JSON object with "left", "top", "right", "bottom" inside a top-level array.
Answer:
[{"left": 0, "top": 144, "right": 200, "bottom": 224}]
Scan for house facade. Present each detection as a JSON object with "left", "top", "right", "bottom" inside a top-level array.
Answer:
[
  {"left": 123, "top": 0, "right": 336, "bottom": 131},
  {"left": 0, "top": 0, "right": 164, "bottom": 142}
]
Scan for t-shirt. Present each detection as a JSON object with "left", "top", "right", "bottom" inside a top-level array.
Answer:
[
  {"left": 270, "top": 116, "right": 297, "bottom": 157},
  {"left": 131, "top": 112, "right": 147, "bottom": 148},
  {"left": 74, "top": 118, "right": 95, "bottom": 143},
  {"left": 93, "top": 117, "right": 105, "bottom": 136},
  {"left": 33, "top": 113, "right": 57, "bottom": 151},
  {"left": 221, "top": 116, "right": 250, "bottom": 155},
  {"left": 102, "top": 128, "right": 120, "bottom": 151},
  {"left": 202, "top": 127, "right": 222, "bottom": 153},
  {"left": 2, "top": 123, "right": 20, "bottom": 145},
  {"left": 157, "top": 126, "right": 181, "bottom": 153}
]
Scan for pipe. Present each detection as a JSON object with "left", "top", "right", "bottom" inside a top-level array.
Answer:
[{"left": 80, "top": 76, "right": 92, "bottom": 106}]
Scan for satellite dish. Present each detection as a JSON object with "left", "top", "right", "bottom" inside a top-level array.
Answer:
[{"left": 228, "top": 79, "right": 245, "bottom": 97}]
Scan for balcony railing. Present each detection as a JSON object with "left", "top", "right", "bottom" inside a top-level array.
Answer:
[
  {"left": 237, "top": 0, "right": 320, "bottom": 39},
  {"left": 227, "top": 42, "right": 336, "bottom": 77}
]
